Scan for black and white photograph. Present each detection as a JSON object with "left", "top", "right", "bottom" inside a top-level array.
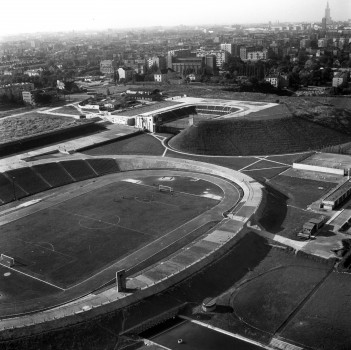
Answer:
[{"left": 0, "top": 0, "right": 351, "bottom": 349}]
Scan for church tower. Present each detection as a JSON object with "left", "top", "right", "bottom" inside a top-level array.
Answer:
[{"left": 325, "top": 2, "right": 332, "bottom": 24}]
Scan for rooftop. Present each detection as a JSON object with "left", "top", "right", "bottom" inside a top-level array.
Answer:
[
  {"left": 324, "top": 180, "right": 351, "bottom": 202},
  {"left": 300, "top": 152, "right": 351, "bottom": 170}
]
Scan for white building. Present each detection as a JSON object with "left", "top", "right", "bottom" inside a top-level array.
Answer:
[
  {"left": 196, "top": 50, "right": 229, "bottom": 68},
  {"left": 332, "top": 71, "right": 349, "bottom": 88},
  {"left": 117, "top": 67, "right": 134, "bottom": 82},
  {"left": 220, "top": 43, "right": 234, "bottom": 55}
]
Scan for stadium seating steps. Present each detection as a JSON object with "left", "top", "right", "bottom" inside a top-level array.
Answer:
[
  {"left": 32, "top": 163, "right": 75, "bottom": 187},
  {"left": 169, "top": 116, "right": 351, "bottom": 156},
  {"left": 0, "top": 158, "right": 120, "bottom": 206},
  {"left": 60, "top": 160, "right": 97, "bottom": 181},
  {"left": 86, "top": 158, "right": 120, "bottom": 175},
  {"left": 0, "top": 173, "right": 28, "bottom": 204},
  {"left": 5, "top": 168, "right": 51, "bottom": 196}
]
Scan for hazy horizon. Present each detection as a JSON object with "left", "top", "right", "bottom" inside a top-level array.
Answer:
[{"left": 1, "top": 0, "right": 350, "bottom": 38}]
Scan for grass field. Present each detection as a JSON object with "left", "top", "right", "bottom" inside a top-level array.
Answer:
[
  {"left": 53, "top": 105, "right": 80, "bottom": 115},
  {"left": 233, "top": 265, "right": 329, "bottom": 334},
  {"left": 0, "top": 174, "right": 222, "bottom": 302},
  {"left": 0, "top": 112, "right": 88, "bottom": 144},
  {"left": 83, "top": 134, "right": 165, "bottom": 156},
  {"left": 269, "top": 175, "right": 337, "bottom": 209},
  {"left": 281, "top": 272, "right": 351, "bottom": 349}
]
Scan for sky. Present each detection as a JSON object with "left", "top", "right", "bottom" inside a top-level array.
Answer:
[{"left": 0, "top": 0, "right": 350, "bottom": 37}]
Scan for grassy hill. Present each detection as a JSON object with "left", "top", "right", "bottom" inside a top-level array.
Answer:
[{"left": 168, "top": 115, "right": 351, "bottom": 156}]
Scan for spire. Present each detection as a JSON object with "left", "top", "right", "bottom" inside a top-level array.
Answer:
[{"left": 326, "top": 2, "right": 329, "bottom": 9}]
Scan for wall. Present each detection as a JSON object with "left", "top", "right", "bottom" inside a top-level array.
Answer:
[{"left": 293, "top": 162, "right": 345, "bottom": 176}]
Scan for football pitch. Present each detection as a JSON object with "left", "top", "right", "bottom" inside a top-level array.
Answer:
[{"left": 0, "top": 171, "right": 238, "bottom": 307}]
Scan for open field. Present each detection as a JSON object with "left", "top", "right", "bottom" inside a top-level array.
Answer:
[
  {"left": 0, "top": 178, "right": 220, "bottom": 290},
  {"left": 233, "top": 265, "right": 329, "bottom": 334},
  {"left": 269, "top": 175, "right": 337, "bottom": 209},
  {"left": 52, "top": 105, "right": 81, "bottom": 115},
  {"left": 281, "top": 272, "right": 351, "bottom": 349},
  {"left": 0, "top": 112, "right": 89, "bottom": 144},
  {"left": 82, "top": 133, "right": 165, "bottom": 156}
]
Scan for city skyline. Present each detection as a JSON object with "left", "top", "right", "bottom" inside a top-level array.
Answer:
[{"left": 0, "top": 0, "right": 350, "bottom": 38}]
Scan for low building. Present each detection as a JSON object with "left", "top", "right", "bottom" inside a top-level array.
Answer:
[
  {"left": 265, "top": 73, "right": 289, "bottom": 88},
  {"left": 154, "top": 69, "right": 169, "bottom": 83},
  {"left": 332, "top": 71, "right": 349, "bottom": 88},
  {"left": 322, "top": 181, "right": 351, "bottom": 210},
  {"left": 22, "top": 90, "right": 36, "bottom": 105}
]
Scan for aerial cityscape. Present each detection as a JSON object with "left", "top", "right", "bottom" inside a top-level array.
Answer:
[{"left": 0, "top": 0, "right": 351, "bottom": 349}]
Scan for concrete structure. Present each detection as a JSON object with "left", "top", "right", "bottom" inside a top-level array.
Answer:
[{"left": 293, "top": 152, "right": 351, "bottom": 176}]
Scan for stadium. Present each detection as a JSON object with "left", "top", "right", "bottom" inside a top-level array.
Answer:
[
  {"left": 1, "top": 94, "right": 351, "bottom": 349},
  {"left": 0, "top": 152, "right": 263, "bottom": 336}
]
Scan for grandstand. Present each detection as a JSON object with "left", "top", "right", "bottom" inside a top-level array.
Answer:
[
  {"left": 5, "top": 167, "right": 51, "bottom": 195},
  {"left": 169, "top": 116, "right": 351, "bottom": 156},
  {"left": 86, "top": 158, "right": 120, "bottom": 175},
  {"left": 0, "top": 173, "right": 27, "bottom": 203},
  {"left": 32, "top": 162, "right": 75, "bottom": 187},
  {"left": 195, "top": 104, "right": 239, "bottom": 117},
  {"left": 0, "top": 159, "right": 122, "bottom": 207},
  {"left": 60, "top": 160, "right": 97, "bottom": 181}
]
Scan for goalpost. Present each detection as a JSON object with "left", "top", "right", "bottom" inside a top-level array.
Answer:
[
  {"left": 0, "top": 254, "right": 15, "bottom": 267},
  {"left": 158, "top": 184, "right": 174, "bottom": 193}
]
